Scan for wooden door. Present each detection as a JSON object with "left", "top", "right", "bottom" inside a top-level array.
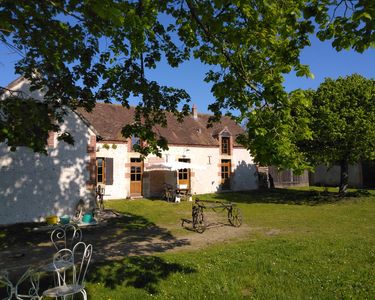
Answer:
[
  {"left": 221, "top": 159, "right": 231, "bottom": 190},
  {"left": 178, "top": 158, "right": 190, "bottom": 188},
  {"left": 130, "top": 157, "right": 143, "bottom": 196}
]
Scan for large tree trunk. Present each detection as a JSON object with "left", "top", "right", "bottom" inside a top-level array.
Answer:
[{"left": 339, "top": 160, "right": 349, "bottom": 195}]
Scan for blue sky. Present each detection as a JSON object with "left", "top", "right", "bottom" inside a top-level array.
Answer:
[{"left": 1, "top": 35, "right": 374, "bottom": 114}]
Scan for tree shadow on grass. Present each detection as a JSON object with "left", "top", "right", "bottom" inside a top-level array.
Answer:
[
  {"left": 0, "top": 221, "right": 53, "bottom": 251},
  {"left": 199, "top": 188, "right": 372, "bottom": 206},
  {"left": 87, "top": 256, "right": 195, "bottom": 295},
  {"left": 0, "top": 212, "right": 190, "bottom": 274},
  {"left": 83, "top": 213, "right": 190, "bottom": 260}
]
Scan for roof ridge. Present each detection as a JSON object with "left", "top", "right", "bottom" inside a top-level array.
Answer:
[
  {"left": 94, "top": 102, "right": 221, "bottom": 118},
  {"left": 79, "top": 104, "right": 245, "bottom": 146},
  {"left": 95, "top": 101, "right": 132, "bottom": 108}
]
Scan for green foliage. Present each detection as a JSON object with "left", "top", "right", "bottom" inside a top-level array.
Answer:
[
  {"left": 1, "top": 0, "right": 374, "bottom": 162},
  {"left": 301, "top": 74, "right": 375, "bottom": 192},
  {"left": 0, "top": 96, "right": 64, "bottom": 154},
  {"left": 306, "top": 0, "right": 375, "bottom": 53},
  {"left": 237, "top": 89, "right": 313, "bottom": 173},
  {"left": 304, "top": 74, "right": 375, "bottom": 165},
  {"left": 0, "top": 0, "right": 191, "bottom": 155}
]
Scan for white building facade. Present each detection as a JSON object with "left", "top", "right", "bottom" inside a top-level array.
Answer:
[
  {"left": 95, "top": 143, "right": 258, "bottom": 200},
  {"left": 0, "top": 78, "right": 96, "bottom": 224},
  {"left": 0, "top": 78, "right": 258, "bottom": 224}
]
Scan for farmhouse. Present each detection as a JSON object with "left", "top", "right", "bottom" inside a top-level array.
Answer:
[{"left": 0, "top": 77, "right": 257, "bottom": 225}]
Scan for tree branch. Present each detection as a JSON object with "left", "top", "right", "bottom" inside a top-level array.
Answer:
[
  {"left": 214, "top": 3, "right": 232, "bottom": 19},
  {"left": 0, "top": 28, "right": 13, "bottom": 33},
  {"left": 0, "top": 86, "right": 27, "bottom": 99},
  {"left": 47, "top": 0, "right": 85, "bottom": 22},
  {"left": 185, "top": 0, "right": 262, "bottom": 97}
]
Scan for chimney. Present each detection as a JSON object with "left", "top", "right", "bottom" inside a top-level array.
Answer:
[{"left": 192, "top": 104, "right": 198, "bottom": 119}]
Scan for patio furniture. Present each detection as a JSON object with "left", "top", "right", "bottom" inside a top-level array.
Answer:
[
  {"left": 42, "top": 242, "right": 93, "bottom": 300},
  {"left": 41, "top": 249, "right": 75, "bottom": 276},
  {"left": 162, "top": 183, "right": 174, "bottom": 202},
  {"left": 175, "top": 185, "right": 192, "bottom": 202},
  {"left": 50, "top": 224, "right": 82, "bottom": 252},
  {"left": 0, "top": 267, "right": 40, "bottom": 300},
  {"left": 41, "top": 224, "right": 82, "bottom": 277}
]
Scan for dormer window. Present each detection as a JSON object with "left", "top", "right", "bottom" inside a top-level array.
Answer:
[
  {"left": 131, "top": 136, "right": 141, "bottom": 151},
  {"left": 218, "top": 127, "right": 232, "bottom": 156},
  {"left": 221, "top": 136, "right": 230, "bottom": 155}
]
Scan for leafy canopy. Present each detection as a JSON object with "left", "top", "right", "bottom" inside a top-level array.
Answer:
[
  {"left": 298, "top": 74, "right": 375, "bottom": 193},
  {"left": 0, "top": 0, "right": 374, "bottom": 163},
  {"left": 303, "top": 74, "right": 375, "bottom": 166}
]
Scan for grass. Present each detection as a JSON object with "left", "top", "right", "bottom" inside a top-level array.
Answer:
[
  {"left": 83, "top": 188, "right": 375, "bottom": 299},
  {"left": 107, "top": 198, "right": 193, "bottom": 235},
  {"left": 1, "top": 188, "right": 374, "bottom": 299}
]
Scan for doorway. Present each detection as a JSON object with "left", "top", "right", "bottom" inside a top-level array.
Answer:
[
  {"left": 178, "top": 158, "right": 190, "bottom": 188},
  {"left": 221, "top": 159, "right": 231, "bottom": 190},
  {"left": 130, "top": 157, "right": 143, "bottom": 196}
]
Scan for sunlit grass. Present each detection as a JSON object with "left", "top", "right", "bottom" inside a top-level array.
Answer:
[{"left": 86, "top": 188, "right": 375, "bottom": 299}]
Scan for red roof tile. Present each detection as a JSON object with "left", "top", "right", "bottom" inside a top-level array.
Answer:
[{"left": 77, "top": 103, "right": 244, "bottom": 147}]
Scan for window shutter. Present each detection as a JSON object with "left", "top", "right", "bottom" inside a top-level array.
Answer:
[{"left": 105, "top": 158, "right": 114, "bottom": 185}]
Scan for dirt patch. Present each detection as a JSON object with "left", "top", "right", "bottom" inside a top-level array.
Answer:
[
  {"left": 171, "top": 224, "right": 252, "bottom": 252},
  {"left": 265, "top": 229, "right": 281, "bottom": 236},
  {"left": 0, "top": 213, "right": 253, "bottom": 273}
]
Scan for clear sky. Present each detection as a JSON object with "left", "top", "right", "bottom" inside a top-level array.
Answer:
[{"left": 1, "top": 35, "right": 374, "bottom": 114}]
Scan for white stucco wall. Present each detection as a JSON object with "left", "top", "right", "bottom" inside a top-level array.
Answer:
[
  {"left": 0, "top": 77, "right": 46, "bottom": 101},
  {"left": 0, "top": 111, "right": 95, "bottom": 225},
  {"left": 231, "top": 148, "right": 258, "bottom": 191},
  {"left": 161, "top": 145, "right": 222, "bottom": 195},
  {"left": 140, "top": 145, "right": 257, "bottom": 197},
  {"left": 101, "top": 144, "right": 257, "bottom": 200},
  {"left": 96, "top": 142, "right": 128, "bottom": 199}
]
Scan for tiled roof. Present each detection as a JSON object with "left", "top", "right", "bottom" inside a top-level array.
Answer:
[{"left": 77, "top": 103, "right": 244, "bottom": 147}]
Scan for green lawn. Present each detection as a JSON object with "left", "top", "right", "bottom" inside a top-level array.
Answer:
[{"left": 86, "top": 188, "right": 375, "bottom": 299}]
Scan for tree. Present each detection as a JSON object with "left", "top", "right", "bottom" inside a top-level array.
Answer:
[
  {"left": 1, "top": 0, "right": 374, "bottom": 164},
  {"left": 0, "top": 0, "right": 192, "bottom": 155},
  {"left": 302, "top": 74, "right": 375, "bottom": 194},
  {"left": 305, "top": 0, "right": 375, "bottom": 53}
]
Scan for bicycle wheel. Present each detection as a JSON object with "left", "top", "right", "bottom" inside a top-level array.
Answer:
[
  {"left": 228, "top": 207, "right": 242, "bottom": 227},
  {"left": 192, "top": 205, "right": 206, "bottom": 233}
]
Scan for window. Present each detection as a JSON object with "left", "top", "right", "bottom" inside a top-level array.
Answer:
[
  {"left": 221, "top": 136, "right": 230, "bottom": 155},
  {"left": 96, "top": 158, "right": 105, "bottom": 184},
  {"left": 221, "top": 159, "right": 231, "bottom": 190},
  {"left": 178, "top": 158, "right": 190, "bottom": 184},
  {"left": 131, "top": 136, "right": 141, "bottom": 151},
  {"left": 96, "top": 157, "right": 113, "bottom": 185},
  {"left": 178, "top": 168, "right": 189, "bottom": 180}
]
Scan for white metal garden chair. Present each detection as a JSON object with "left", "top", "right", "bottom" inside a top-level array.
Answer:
[
  {"left": 42, "top": 242, "right": 93, "bottom": 300},
  {"left": 41, "top": 224, "right": 83, "bottom": 277},
  {"left": 0, "top": 267, "right": 40, "bottom": 300},
  {"left": 50, "top": 224, "right": 83, "bottom": 252}
]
